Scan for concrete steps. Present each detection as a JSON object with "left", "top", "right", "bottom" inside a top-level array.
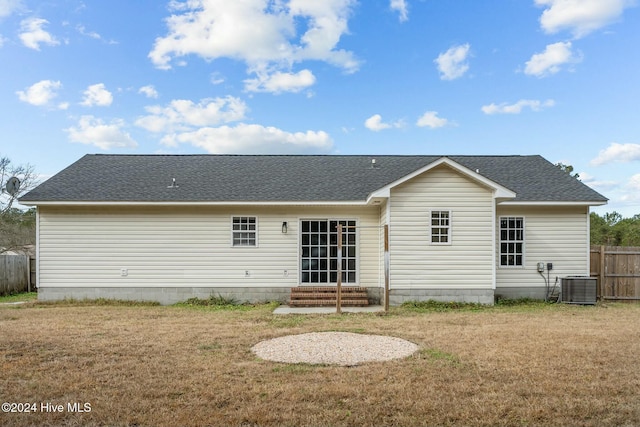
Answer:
[{"left": 289, "top": 286, "right": 370, "bottom": 307}]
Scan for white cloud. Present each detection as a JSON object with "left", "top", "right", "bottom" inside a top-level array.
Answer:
[
  {"left": 210, "top": 72, "right": 225, "bottom": 85},
  {"left": 0, "top": 0, "right": 22, "bottom": 18},
  {"left": 19, "top": 17, "right": 59, "bottom": 50},
  {"left": 244, "top": 69, "right": 316, "bottom": 93},
  {"left": 390, "top": 0, "right": 409, "bottom": 22},
  {"left": 620, "top": 174, "right": 640, "bottom": 203},
  {"left": 579, "top": 172, "right": 618, "bottom": 191},
  {"left": 148, "top": 0, "right": 359, "bottom": 93},
  {"left": 481, "top": 99, "right": 555, "bottom": 115},
  {"left": 629, "top": 174, "right": 640, "bottom": 188},
  {"left": 162, "top": 123, "right": 333, "bottom": 154},
  {"left": 16, "top": 79, "right": 62, "bottom": 107},
  {"left": 81, "top": 83, "right": 113, "bottom": 107},
  {"left": 535, "top": 0, "right": 635, "bottom": 38},
  {"left": 136, "top": 96, "right": 248, "bottom": 133},
  {"left": 138, "top": 85, "right": 159, "bottom": 99},
  {"left": 76, "top": 24, "right": 101, "bottom": 40},
  {"left": 524, "top": 41, "right": 581, "bottom": 77},
  {"left": 364, "top": 114, "right": 404, "bottom": 131},
  {"left": 434, "top": 43, "right": 471, "bottom": 80},
  {"left": 76, "top": 24, "right": 117, "bottom": 45},
  {"left": 365, "top": 114, "right": 390, "bottom": 131},
  {"left": 66, "top": 115, "right": 137, "bottom": 150},
  {"left": 590, "top": 142, "right": 640, "bottom": 166},
  {"left": 136, "top": 94, "right": 329, "bottom": 154},
  {"left": 416, "top": 111, "right": 449, "bottom": 128},
  {"left": 577, "top": 171, "right": 593, "bottom": 181}
]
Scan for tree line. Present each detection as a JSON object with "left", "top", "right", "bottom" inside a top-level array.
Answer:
[
  {"left": 556, "top": 163, "right": 640, "bottom": 246},
  {"left": 0, "top": 208, "right": 35, "bottom": 253},
  {"left": 1, "top": 156, "right": 36, "bottom": 253},
  {"left": 590, "top": 212, "right": 640, "bottom": 246}
]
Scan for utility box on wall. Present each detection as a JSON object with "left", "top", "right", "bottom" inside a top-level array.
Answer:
[{"left": 561, "top": 276, "right": 597, "bottom": 305}]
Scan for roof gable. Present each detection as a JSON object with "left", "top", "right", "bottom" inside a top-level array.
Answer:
[
  {"left": 19, "top": 154, "right": 608, "bottom": 205},
  {"left": 368, "top": 157, "right": 516, "bottom": 201}
]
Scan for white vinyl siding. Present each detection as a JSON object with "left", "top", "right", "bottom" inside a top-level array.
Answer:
[
  {"left": 495, "top": 206, "right": 590, "bottom": 289},
  {"left": 389, "top": 165, "right": 495, "bottom": 289},
  {"left": 36, "top": 205, "right": 382, "bottom": 289}
]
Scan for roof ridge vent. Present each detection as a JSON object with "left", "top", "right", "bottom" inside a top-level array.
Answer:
[{"left": 167, "top": 178, "right": 179, "bottom": 189}]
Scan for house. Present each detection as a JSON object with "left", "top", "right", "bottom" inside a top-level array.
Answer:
[{"left": 19, "top": 154, "right": 607, "bottom": 305}]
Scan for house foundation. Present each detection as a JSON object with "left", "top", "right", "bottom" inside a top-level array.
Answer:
[{"left": 388, "top": 288, "right": 495, "bottom": 305}]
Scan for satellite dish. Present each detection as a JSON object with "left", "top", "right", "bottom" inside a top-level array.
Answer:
[{"left": 5, "top": 177, "right": 21, "bottom": 196}]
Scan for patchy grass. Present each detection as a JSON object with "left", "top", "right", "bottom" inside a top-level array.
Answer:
[
  {"left": 174, "top": 295, "right": 277, "bottom": 312},
  {"left": 494, "top": 296, "right": 547, "bottom": 306},
  {"left": 180, "top": 293, "right": 241, "bottom": 306},
  {"left": 402, "top": 298, "right": 576, "bottom": 313},
  {"left": 197, "top": 342, "right": 222, "bottom": 351},
  {"left": 420, "top": 348, "right": 462, "bottom": 366},
  {"left": 80, "top": 297, "right": 161, "bottom": 307},
  {"left": 0, "top": 291, "right": 37, "bottom": 303},
  {"left": 401, "top": 299, "right": 488, "bottom": 312},
  {"left": 34, "top": 297, "right": 161, "bottom": 307},
  {"left": 1, "top": 301, "right": 639, "bottom": 426}
]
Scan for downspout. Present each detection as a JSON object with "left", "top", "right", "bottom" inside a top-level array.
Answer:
[
  {"left": 492, "top": 197, "right": 497, "bottom": 294},
  {"left": 35, "top": 206, "right": 40, "bottom": 294},
  {"left": 384, "top": 224, "right": 389, "bottom": 313},
  {"left": 386, "top": 197, "right": 391, "bottom": 309}
]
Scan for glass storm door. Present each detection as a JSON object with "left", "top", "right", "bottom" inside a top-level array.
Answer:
[{"left": 300, "top": 220, "right": 356, "bottom": 284}]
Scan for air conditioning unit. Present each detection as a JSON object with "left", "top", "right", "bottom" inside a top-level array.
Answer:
[{"left": 561, "top": 276, "right": 597, "bottom": 305}]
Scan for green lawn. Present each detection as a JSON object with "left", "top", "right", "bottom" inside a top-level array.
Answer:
[{"left": 0, "top": 291, "right": 37, "bottom": 303}]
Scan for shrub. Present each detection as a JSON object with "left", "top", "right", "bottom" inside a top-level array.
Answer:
[{"left": 179, "top": 294, "right": 246, "bottom": 309}]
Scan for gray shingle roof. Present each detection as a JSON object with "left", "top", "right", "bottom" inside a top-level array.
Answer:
[{"left": 19, "top": 154, "right": 608, "bottom": 204}]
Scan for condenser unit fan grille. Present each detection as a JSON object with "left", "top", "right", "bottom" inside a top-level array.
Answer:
[{"left": 561, "top": 276, "right": 597, "bottom": 305}]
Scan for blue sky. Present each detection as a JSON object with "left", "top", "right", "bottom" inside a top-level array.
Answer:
[{"left": 1, "top": 0, "right": 639, "bottom": 216}]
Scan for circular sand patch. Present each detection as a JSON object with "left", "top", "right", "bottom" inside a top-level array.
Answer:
[{"left": 252, "top": 332, "right": 418, "bottom": 366}]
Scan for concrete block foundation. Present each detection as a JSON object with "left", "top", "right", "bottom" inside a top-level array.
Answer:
[{"left": 388, "top": 288, "right": 495, "bottom": 305}]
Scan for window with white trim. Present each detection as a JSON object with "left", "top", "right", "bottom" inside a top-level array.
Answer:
[
  {"left": 431, "top": 210, "right": 451, "bottom": 244},
  {"left": 500, "top": 216, "right": 524, "bottom": 266},
  {"left": 232, "top": 216, "right": 257, "bottom": 246}
]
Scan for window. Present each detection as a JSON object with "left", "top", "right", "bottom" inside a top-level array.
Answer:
[
  {"left": 300, "top": 220, "right": 356, "bottom": 283},
  {"left": 500, "top": 216, "right": 524, "bottom": 266},
  {"left": 232, "top": 216, "right": 257, "bottom": 246},
  {"left": 431, "top": 210, "right": 451, "bottom": 244}
]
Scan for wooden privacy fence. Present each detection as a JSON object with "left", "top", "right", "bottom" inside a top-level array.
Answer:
[
  {"left": 590, "top": 245, "right": 640, "bottom": 301},
  {"left": 0, "top": 255, "right": 34, "bottom": 296}
]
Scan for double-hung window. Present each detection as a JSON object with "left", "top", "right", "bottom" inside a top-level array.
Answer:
[
  {"left": 232, "top": 216, "right": 257, "bottom": 247},
  {"left": 500, "top": 216, "right": 524, "bottom": 266},
  {"left": 430, "top": 210, "right": 451, "bottom": 244}
]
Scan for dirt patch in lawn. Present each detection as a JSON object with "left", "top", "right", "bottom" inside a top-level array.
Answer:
[{"left": 1, "top": 302, "right": 639, "bottom": 426}]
